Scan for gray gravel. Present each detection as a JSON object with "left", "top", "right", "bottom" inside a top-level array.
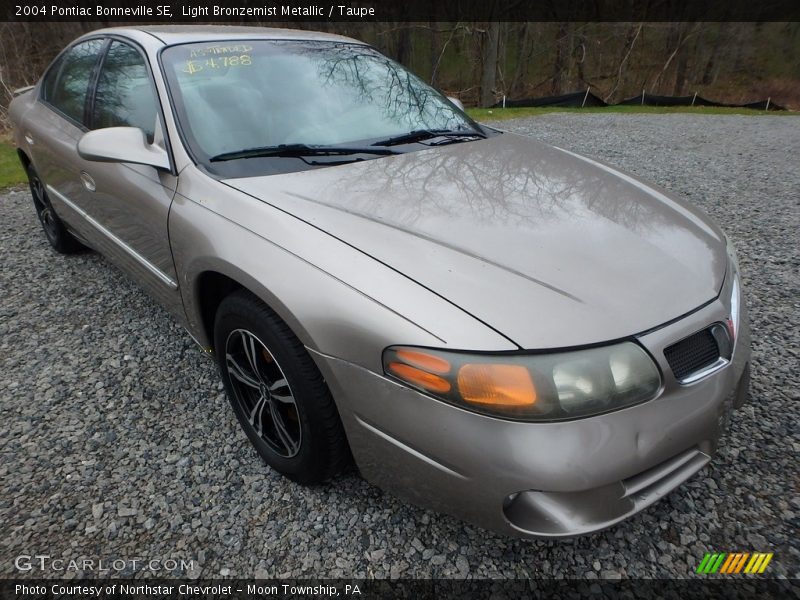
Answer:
[{"left": 1, "top": 114, "right": 798, "bottom": 580}]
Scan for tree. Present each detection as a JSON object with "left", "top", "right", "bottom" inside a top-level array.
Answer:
[
  {"left": 480, "top": 22, "right": 500, "bottom": 107},
  {"left": 551, "top": 23, "right": 571, "bottom": 94}
]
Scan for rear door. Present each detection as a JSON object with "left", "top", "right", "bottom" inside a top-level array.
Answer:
[{"left": 23, "top": 37, "right": 106, "bottom": 236}]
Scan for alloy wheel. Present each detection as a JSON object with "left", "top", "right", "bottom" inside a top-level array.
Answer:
[
  {"left": 30, "top": 174, "right": 58, "bottom": 242},
  {"left": 224, "top": 328, "right": 302, "bottom": 458}
]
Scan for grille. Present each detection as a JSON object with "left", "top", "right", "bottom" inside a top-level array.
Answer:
[{"left": 664, "top": 327, "right": 721, "bottom": 381}]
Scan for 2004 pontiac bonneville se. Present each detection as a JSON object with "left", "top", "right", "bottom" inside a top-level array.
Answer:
[{"left": 9, "top": 26, "right": 751, "bottom": 538}]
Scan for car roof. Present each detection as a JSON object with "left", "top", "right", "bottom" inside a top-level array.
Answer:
[{"left": 97, "top": 25, "right": 364, "bottom": 46}]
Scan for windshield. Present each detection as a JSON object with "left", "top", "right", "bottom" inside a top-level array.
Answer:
[{"left": 161, "top": 40, "right": 484, "bottom": 176}]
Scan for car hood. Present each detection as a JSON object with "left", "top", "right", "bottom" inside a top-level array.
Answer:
[{"left": 224, "top": 132, "right": 727, "bottom": 349}]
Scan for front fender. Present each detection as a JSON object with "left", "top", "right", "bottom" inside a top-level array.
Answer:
[{"left": 169, "top": 168, "right": 516, "bottom": 372}]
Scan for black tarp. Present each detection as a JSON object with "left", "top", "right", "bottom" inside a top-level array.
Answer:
[
  {"left": 618, "top": 93, "right": 715, "bottom": 107},
  {"left": 738, "top": 99, "right": 785, "bottom": 110},
  {"left": 617, "top": 92, "right": 785, "bottom": 110},
  {"left": 493, "top": 90, "right": 607, "bottom": 108},
  {"left": 495, "top": 90, "right": 786, "bottom": 111}
]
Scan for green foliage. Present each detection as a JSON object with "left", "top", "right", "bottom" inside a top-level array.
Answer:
[{"left": 0, "top": 140, "right": 26, "bottom": 190}]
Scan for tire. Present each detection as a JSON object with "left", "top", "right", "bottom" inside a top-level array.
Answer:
[
  {"left": 26, "top": 164, "right": 84, "bottom": 254},
  {"left": 214, "top": 290, "right": 350, "bottom": 484}
]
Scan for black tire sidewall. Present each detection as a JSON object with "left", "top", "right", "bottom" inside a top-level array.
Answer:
[
  {"left": 214, "top": 293, "right": 335, "bottom": 483},
  {"left": 26, "top": 164, "right": 81, "bottom": 253}
]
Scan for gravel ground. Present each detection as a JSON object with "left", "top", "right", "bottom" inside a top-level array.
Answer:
[{"left": 1, "top": 114, "right": 798, "bottom": 580}]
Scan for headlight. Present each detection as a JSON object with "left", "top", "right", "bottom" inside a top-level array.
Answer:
[
  {"left": 382, "top": 343, "right": 661, "bottom": 421},
  {"left": 724, "top": 234, "right": 741, "bottom": 342},
  {"left": 728, "top": 273, "right": 740, "bottom": 342},
  {"left": 725, "top": 234, "right": 739, "bottom": 273}
]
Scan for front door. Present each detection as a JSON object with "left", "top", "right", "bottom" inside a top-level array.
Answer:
[{"left": 76, "top": 39, "right": 181, "bottom": 312}]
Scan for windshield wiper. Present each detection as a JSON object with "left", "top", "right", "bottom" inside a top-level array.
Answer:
[
  {"left": 371, "top": 129, "right": 486, "bottom": 147},
  {"left": 210, "top": 144, "right": 398, "bottom": 162}
]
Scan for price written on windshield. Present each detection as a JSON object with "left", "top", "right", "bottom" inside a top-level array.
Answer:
[{"left": 181, "top": 55, "right": 252, "bottom": 75}]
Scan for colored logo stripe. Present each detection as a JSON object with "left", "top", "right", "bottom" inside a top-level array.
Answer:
[
  {"left": 719, "top": 553, "right": 737, "bottom": 573},
  {"left": 697, "top": 553, "right": 726, "bottom": 573},
  {"left": 744, "top": 553, "right": 773, "bottom": 574},
  {"left": 697, "top": 552, "right": 773, "bottom": 574},
  {"left": 696, "top": 553, "right": 713, "bottom": 573},
  {"left": 723, "top": 553, "right": 748, "bottom": 573}
]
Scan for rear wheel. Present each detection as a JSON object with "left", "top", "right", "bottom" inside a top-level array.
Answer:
[
  {"left": 26, "top": 164, "right": 84, "bottom": 254},
  {"left": 214, "top": 290, "right": 350, "bottom": 484}
]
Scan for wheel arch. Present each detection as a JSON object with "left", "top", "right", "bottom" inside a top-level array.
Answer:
[
  {"left": 191, "top": 264, "right": 316, "bottom": 355},
  {"left": 194, "top": 270, "right": 242, "bottom": 350}
]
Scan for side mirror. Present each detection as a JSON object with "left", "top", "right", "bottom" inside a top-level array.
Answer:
[
  {"left": 447, "top": 96, "right": 465, "bottom": 111},
  {"left": 77, "top": 127, "right": 170, "bottom": 171}
]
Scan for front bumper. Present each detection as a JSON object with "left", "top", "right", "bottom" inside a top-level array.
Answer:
[{"left": 311, "top": 295, "right": 751, "bottom": 538}]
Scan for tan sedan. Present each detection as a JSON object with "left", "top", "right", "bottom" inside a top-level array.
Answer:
[{"left": 9, "top": 26, "right": 750, "bottom": 537}]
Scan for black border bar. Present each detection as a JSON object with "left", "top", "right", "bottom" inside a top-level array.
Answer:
[
  {"left": 2, "top": 578, "right": 800, "bottom": 600},
  {"left": 3, "top": 0, "right": 800, "bottom": 23}
]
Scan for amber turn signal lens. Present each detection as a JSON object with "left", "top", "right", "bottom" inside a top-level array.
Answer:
[
  {"left": 388, "top": 362, "right": 452, "bottom": 394},
  {"left": 457, "top": 364, "right": 537, "bottom": 407},
  {"left": 395, "top": 349, "right": 451, "bottom": 374}
]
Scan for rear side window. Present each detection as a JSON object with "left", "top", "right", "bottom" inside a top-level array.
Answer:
[
  {"left": 47, "top": 39, "right": 105, "bottom": 125},
  {"left": 92, "top": 41, "right": 158, "bottom": 143},
  {"left": 41, "top": 55, "right": 64, "bottom": 102}
]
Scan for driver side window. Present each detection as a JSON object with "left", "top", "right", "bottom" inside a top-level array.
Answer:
[{"left": 92, "top": 41, "right": 158, "bottom": 143}]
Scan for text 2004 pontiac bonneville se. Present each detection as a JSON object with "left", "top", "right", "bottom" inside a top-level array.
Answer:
[{"left": 9, "top": 26, "right": 750, "bottom": 537}]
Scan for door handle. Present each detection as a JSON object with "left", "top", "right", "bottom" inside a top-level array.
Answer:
[
  {"left": 80, "top": 171, "right": 96, "bottom": 192},
  {"left": 24, "top": 133, "right": 35, "bottom": 145}
]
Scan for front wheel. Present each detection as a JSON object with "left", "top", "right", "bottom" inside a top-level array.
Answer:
[
  {"left": 26, "top": 164, "right": 84, "bottom": 254},
  {"left": 214, "top": 290, "right": 350, "bottom": 484}
]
